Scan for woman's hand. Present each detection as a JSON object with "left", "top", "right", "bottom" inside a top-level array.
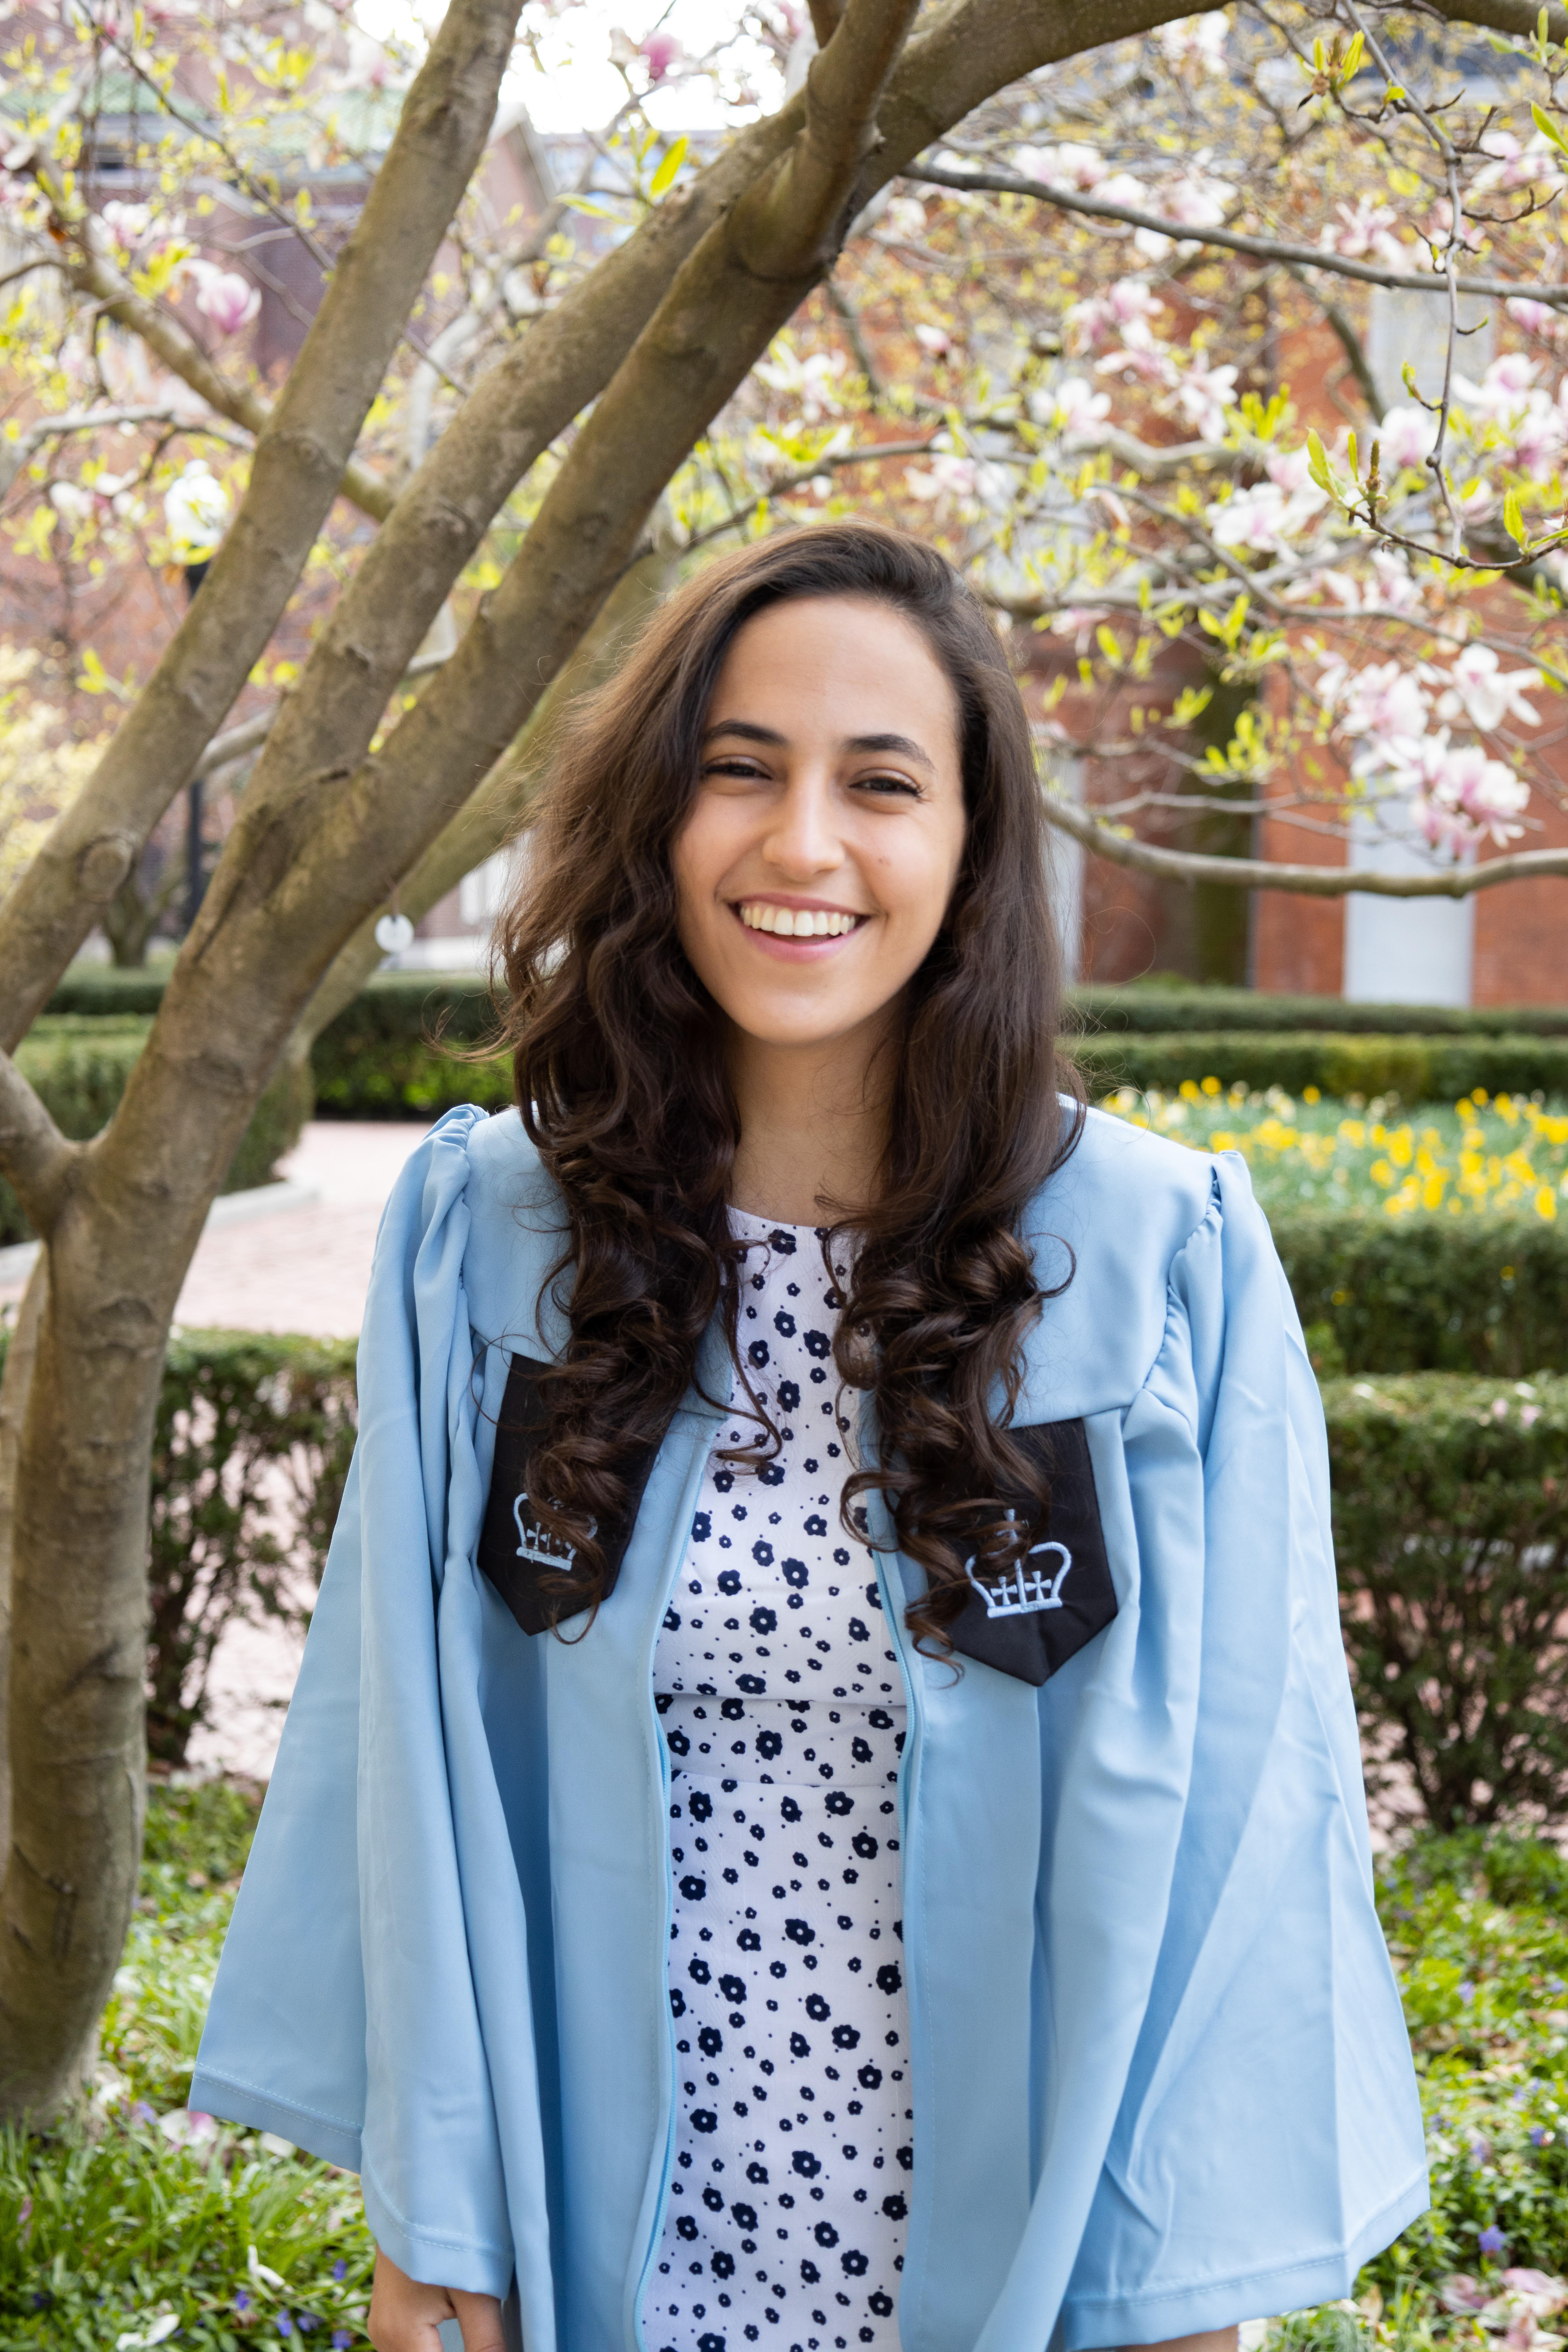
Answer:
[{"left": 367, "top": 2249, "right": 507, "bottom": 2352}]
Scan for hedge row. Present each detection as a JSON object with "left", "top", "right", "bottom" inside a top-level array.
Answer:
[
  {"left": 0, "top": 1019, "right": 309, "bottom": 1249},
  {"left": 1072, "top": 1028, "right": 1568, "bottom": 1103},
  {"left": 1072, "top": 984, "right": 1568, "bottom": 1038},
  {"left": 50, "top": 966, "right": 1568, "bottom": 1040},
  {"left": 0, "top": 1325, "right": 358, "bottom": 1765},
  {"left": 1327, "top": 1372, "right": 1568, "bottom": 1828},
  {"left": 3, "top": 1320, "right": 1562, "bottom": 1828},
  {"left": 1280, "top": 1215, "right": 1568, "bottom": 1378}
]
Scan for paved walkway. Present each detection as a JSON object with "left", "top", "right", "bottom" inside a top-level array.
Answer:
[{"left": 174, "top": 1119, "right": 432, "bottom": 1336}]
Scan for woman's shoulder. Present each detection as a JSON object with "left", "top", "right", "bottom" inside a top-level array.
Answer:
[
  {"left": 1010, "top": 1106, "right": 1247, "bottom": 1418},
  {"left": 1028, "top": 1101, "right": 1226, "bottom": 1267}
]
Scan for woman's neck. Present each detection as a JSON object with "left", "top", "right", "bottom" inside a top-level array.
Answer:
[{"left": 725, "top": 1015, "right": 895, "bottom": 1227}]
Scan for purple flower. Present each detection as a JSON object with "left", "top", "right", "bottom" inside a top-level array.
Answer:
[
  {"left": 298, "top": 2319, "right": 320, "bottom": 2334},
  {"left": 234, "top": 2291, "right": 253, "bottom": 2315},
  {"left": 277, "top": 2318, "right": 294, "bottom": 2339},
  {"left": 1532, "top": 2126, "right": 1551, "bottom": 2146},
  {"left": 332, "top": 2336, "right": 351, "bottom": 2350},
  {"left": 1458, "top": 1980, "right": 1476, "bottom": 2005},
  {"left": 1479, "top": 2224, "right": 1507, "bottom": 2257},
  {"left": 332, "top": 2262, "right": 346, "bottom": 2282},
  {"left": 132, "top": 2100, "right": 158, "bottom": 2125}
]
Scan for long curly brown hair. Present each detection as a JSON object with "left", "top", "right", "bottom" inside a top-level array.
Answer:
[{"left": 495, "top": 522, "right": 1082, "bottom": 1652}]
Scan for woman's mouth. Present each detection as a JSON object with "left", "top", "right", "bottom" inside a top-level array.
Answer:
[{"left": 733, "top": 899, "right": 866, "bottom": 940}]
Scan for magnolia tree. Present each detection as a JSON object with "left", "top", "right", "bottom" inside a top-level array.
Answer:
[{"left": 0, "top": 0, "right": 1564, "bottom": 2125}]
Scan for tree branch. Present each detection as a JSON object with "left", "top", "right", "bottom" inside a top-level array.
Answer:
[
  {"left": 732, "top": 0, "right": 924, "bottom": 275},
  {"left": 1041, "top": 791, "right": 1568, "bottom": 897},
  {"left": 908, "top": 162, "right": 1568, "bottom": 311},
  {"left": 0, "top": 0, "right": 524, "bottom": 1055},
  {"left": 0, "top": 1060, "right": 75, "bottom": 1239},
  {"left": 1425, "top": 0, "right": 1567, "bottom": 34},
  {"left": 32, "top": 183, "right": 392, "bottom": 523},
  {"left": 0, "top": 406, "right": 250, "bottom": 506}
]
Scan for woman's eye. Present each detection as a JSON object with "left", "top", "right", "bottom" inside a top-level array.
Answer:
[
  {"left": 702, "top": 758, "right": 770, "bottom": 782},
  {"left": 854, "top": 773, "right": 922, "bottom": 799}
]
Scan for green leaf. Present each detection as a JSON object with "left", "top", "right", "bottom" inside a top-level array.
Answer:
[
  {"left": 650, "top": 134, "right": 688, "bottom": 197},
  {"left": 1347, "top": 427, "right": 1359, "bottom": 479},
  {"left": 1305, "top": 428, "right": 1333, "bottom": 494},
  {"left": 1504, "top": 485, "right": 1526, "bottom": 547},
  {"left": 1533, "top": 102, "right": 1568, "bottom": 154}
]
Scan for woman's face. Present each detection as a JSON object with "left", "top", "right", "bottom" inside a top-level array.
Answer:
[{"left": 673, "top": 595, "right": 968, "bottom": 1056}]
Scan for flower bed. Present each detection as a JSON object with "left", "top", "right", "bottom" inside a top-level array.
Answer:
[{"left": 1101, "top": 1084, "right": 1568, "bottom": 1221}]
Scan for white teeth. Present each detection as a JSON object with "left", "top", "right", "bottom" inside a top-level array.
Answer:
[{"left": 737, "top": 902, "right": 861, "bottom": 937}]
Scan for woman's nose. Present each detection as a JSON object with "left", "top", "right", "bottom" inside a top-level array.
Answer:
[{"left": 763, "top": 773, "right": 842, "bottom": 875}]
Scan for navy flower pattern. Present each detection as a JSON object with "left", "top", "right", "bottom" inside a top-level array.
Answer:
[{"left": 646, "top": 1212, "right": 909, "bottom": 2352}]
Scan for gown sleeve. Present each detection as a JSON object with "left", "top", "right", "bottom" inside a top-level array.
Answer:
[
  {"left": 1050, "top": 1152, "right": 1429, "bottom": 2347},
  {"left": 190, "top": 1106, "right": 545, "bottom": 2311}
]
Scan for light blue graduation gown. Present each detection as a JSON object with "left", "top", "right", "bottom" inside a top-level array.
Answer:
[{"left": 190, "top": 1102, "right": 1428, "bottom": 2352}]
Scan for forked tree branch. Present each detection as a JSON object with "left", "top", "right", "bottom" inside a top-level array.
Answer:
[
  {"left": 0, "top": 0, "right": 524, "bottom": 1054},
  {"left": 1041, "top": 791, "right": 1568, "bottom": 896}
]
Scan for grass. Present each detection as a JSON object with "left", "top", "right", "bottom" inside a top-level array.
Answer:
[
  {"left": 6, "top": 1787, "right": 1568, "bottom": 2346},
  {"left": 0, "top": 1783, "right": 374, "bottom": 2350},
  {"left": 1099, "top": 1085, "right": 1568, "bottom": 1222}
]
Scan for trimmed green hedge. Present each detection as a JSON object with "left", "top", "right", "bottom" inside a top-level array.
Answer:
[
  {"left": 0, "top": 1018, "right": 310, "bottom": 1248},
  {"left": 0, "top": 1326, "right": 358, "bottom": 1765},
  {"left": 3, "top": 1314, "right": 1566, "bottom": 1825},
  {"left": 1072, "top": 984, "right": 1568, "bottom": 1038},
  {"left": 1326, "top": 1372, "right": 1568, "bottom": 1827},
  {"left": 1279, "top": 1213, "right": 1568, "bottom": 1377},
  {"left": 53, "top": 967, "right": 1568, "bottom": 1040},
  {"left": 310, "top": 972, "right": 509, "bottom": 1118},
  {"left": 1072, "top": 1028, "right": 1568, "bottom": 1102}
]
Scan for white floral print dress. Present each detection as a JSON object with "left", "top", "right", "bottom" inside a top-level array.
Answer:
[{"left": 643, "top": 1211, "right": 910, "bottom": 2352}]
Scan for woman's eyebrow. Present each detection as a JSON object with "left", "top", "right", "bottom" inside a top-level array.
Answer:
[
  {"left": 703, "top": 719, "right": 786, "bottom": 745},
  {"left": 846, "top": 731, "right": 934, "bottom": 770},
  {"left": 704, "top": 720, "right": 935, "bottom": 772}
]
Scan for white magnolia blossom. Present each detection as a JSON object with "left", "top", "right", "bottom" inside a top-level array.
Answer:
[
  {"left": 1377, "top": 405, "right": 1440, "bottom": 473},
  {"left": 1208, "top": 447, "right": 1329, "bottom": 551},
  {"left": 1015, "top": 140, "right": 1108, "bottom": 191},
  {"left": 1435, "top": 644, "right": 1544, "bottom": 733},
  {"left": 1156, "top": 12, "right": 1231, "bottom": 73},
  {"left": 1036, "top": 374, "right": 1113, "bottom": 432},
  {"left": 1472, "top": 130, "right": 1568, "bottom": 199},
  {"left": 754, "top": 345, "right": 846, "bottom": 420}
]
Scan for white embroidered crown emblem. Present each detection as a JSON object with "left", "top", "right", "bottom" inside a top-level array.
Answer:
[
  {"left": 963, "top": 1510, "right": 1072, "bottom": 1619},
  {"left": 512, "top": 1491, "right": 584, "bottom": 1574}
]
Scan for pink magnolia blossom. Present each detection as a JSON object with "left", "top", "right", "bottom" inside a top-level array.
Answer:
[
  {"left": 1135, "top": 163, "right": 1235, "bottom": 258},
  {"left": 1321, "top": 198, "right": 1405, "bottom": 267},
  {"left": 1507, "top": 299, "right": 1561, "bottom": 338},
  {"left": 1321, "top": 657, "right": 1432, "bottom": 748},
  {"left": 1473, "top": 132, "right": 1567, "bottom": 198},
  {"left": 1067, "top": 277, "right": 1163, "bottom": 352},
  {"left": 190, "top": 264, "right": 260, "bottom": 338},
  {"left": 639, "top": 30, "right": 680, "bottom": 81},
  {"left": 100, "top": 200, "right": 149, "bottom": 253},
  {"left": 913, "top": 323, "right": 952, "bottom": 358},
  {"left": 1436, "top": 645, "right": 1542, "bottom": 734},
  {"left": 1391, "top": 730, "right": 1530, "bottom": 850}
]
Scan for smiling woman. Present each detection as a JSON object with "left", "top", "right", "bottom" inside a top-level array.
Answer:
[{"left": 190, "top": 527, "right": 1429, "bottom": 2352}]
